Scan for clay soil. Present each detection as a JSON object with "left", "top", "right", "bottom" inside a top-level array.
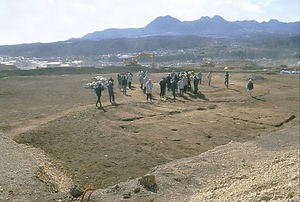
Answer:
[{"left": 0, "top": 70, "right": 299, "bottom": 201}]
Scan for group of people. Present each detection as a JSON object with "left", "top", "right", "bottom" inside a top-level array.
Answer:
[
  {"left": 94, "top": 69, "right": 254, "bottom": 107},
  {"left": 116, "top": 72, "right": 134, "bottom": 95},
  {"left": 138, "top": 69, "right": 221, "bottom": 101},
  {"left": 158, "top": 70, "right": 201, "bottom": 100},
  {"left": 94, "top": 76, "right": 115, "bottom": 108}
]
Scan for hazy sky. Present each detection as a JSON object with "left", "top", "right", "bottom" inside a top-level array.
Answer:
[{"left": 0, "top": 0, "right": 299, "bottom": 45}]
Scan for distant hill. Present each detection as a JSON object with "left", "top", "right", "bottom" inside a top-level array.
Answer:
[
  {"left": 80, "top": 15, "right": 299, "bottom": 40},
  {"left": 0, "top": 34, "right": 298, "bottom": 61},
  {"left": 0, "top": 15, "right": 298, "bottom": 60}
]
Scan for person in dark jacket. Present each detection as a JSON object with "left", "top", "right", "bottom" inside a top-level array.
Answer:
[
  {"left": 107, "top": 80, "right": 115, "bottom": 104},
  {"left": 247, "top": 79, "right": 254, "bottom": 97},
  {"left": 224, "top": 71, "right": 229, "bottom": 88},
  {"left": 95, "top": 83, "right": 104, "bottom": 107},
  {"left": 121, "top": 75, "right": 127, "bottom": 95},
  {"left": 193, "top": 76, "right": 199, "bottom": 94},
  {"left": 117, "top": 74, "right": 122, "bottom": 91},
  {"left": 166, "top": 73, "right": 172, "bottom": 91},
  {"left": 170, "top": 78, "right": 177, "bottom": 99},
  {"left": 159, "top": 77, "right": 167, "bottom": 99}
]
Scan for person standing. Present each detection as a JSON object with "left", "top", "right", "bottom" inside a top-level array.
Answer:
[
  {"left": 138, "top": 72, "right": 145, "bottom": 90},
  {"left": 94, "top": 83, "right": 104, "bottom": 107},
  {"left": 197, "top": 71, "right": 202, "bottom": 84},
  {"left": 170, "top": 78, "right": 177, "bottom": 99},
  {"left": 193, "top": 76, "right": 199, "bottom": 94},
  {"left": 127, "top": 72, "right": 133, "bottom": 89},
  {"left": 121, "top": 74, "right": 127, "bottom": 95},
  {"left": 117, "top": 74, "right": 122, "bottom": 91},
  {"left": 247, "top": 79, "right": 254, "bottom": 97},
  {"left": 166, "top": 73, "right": 172, "bottom": 91},
  {"left": 182, "top": 75, "right": 188, "bottom": 93},
  {"left": 177, "top": 78, "right": 184, "bottom": 96},
  {"left": 143, "top": 74, "right": 149, "bottom": 94},
  {"left": 224, "top": 71, "right": 229, "bottom": 88},
  {"left": 207, "top": 71, "right": 212, "bottom": 86},
  {"left": 107, "top": 80, "right": 115, "bottom": 104},
  {"left": 159, "top": 77, "right": 167, "bottom": 99},
  {"left": 185, "top": 71, "right": 191, "bottom": 91},
  {"left": 145, "top": 79, "right": 153, "bottom": 102}
]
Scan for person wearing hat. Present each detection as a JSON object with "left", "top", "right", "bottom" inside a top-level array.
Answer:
[{"left": 247, "top": 79, "right": 254, "bottom": 97}]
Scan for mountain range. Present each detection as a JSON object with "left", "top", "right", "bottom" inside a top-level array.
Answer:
[
  {"left": 79, "top": 15, "right": 299, "bottom": 41},
  {"left": 0, "top": 15, "right": 299, "bottom": 59}
]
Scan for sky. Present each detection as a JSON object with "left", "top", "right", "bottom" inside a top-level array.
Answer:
[{"left": 0, "top": 0, "right": 299, "bottom": 45}]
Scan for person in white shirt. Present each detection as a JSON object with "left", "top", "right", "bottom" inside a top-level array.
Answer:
[{"left": 145, "top": 79, "right": 153, "bottom": 102}]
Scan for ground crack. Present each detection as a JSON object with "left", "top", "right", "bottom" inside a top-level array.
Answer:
[{"left": 274, "top": 115, "right": 296, "bottom": 127}]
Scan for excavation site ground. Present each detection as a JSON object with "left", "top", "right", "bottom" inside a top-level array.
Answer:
[{"left": 0, "top": 69, "right": 298, "bottom": 194}]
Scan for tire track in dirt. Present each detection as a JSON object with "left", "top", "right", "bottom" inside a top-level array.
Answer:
[{"left": 3, "top": 104, "right": 93, "bottom": 139}]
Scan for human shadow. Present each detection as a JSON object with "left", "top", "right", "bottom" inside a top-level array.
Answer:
[
  {"left": 165, "top": 96, "right": 186, "bottom": 103},
  {"left": 97, "top": 106, "right": 107, "bottom": 112},
  {"left": 252, "top": 95, "right": 266, "bottom": 102},
  {"left": 229, "top": 88, "right": 242, "bottom": 94},
  {"left": 179, "top": 94, "right": 193, "bottom": 101},
  {"left": 208, "top": 85, "right": 219, "bottom": 89},
  {"left": 111, "top": 102, "right": 119, "bottom": 106},
  {"left": 187, "top": 91, "right": 209, "bottom": 101},
  {"left": 129, "top": 86, "right": 137, "bottom": 90},
  {"left": 97, "top": 102, "right": 121, "bottom": 111}
]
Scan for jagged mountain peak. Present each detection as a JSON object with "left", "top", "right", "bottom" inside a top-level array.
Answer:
[
  {"left": 199, "top": 15, "right": 226, "bottom": 22},
  {"left": 79, "top": 15, "right": 298, "bottom": 40}
]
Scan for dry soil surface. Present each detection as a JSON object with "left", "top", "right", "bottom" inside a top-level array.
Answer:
[{"left": 0, "top": 71, "right": 299, "bottom": 202}]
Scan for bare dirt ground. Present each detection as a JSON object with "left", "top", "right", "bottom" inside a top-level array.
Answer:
[{"left": 0, "top": 70, "right": 299, "bottom": 202}]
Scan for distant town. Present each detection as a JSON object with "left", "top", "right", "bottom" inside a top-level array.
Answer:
[
  {"left": 0, "top": 47, "right": 218, "bottom": 70},
  {"left": 1, "top": 47, "right": 298, "bottom": 70}
]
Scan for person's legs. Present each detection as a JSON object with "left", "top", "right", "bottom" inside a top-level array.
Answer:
[
  {"left": 194, "top": 86, "right": 198, "bottom": 94},
  {"left": 96, "top": 95, "right": 100, "bottom": 106},
  {"left": 172, "top": 89, "right": 176, "bottom": 99},
  {"left": 123, "top": 86, "right": 127, "bottom": 95}
]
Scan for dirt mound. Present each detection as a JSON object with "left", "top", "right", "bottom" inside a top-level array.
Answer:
[
  {"left": 219, "top": 60, "right": 260, "bottom": 69},
  {"left": 243, "top": 74, "right": 267, "bottom": 82},
  {"left": 85, "top": 126, "right": 299, "bottom": 202}
]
